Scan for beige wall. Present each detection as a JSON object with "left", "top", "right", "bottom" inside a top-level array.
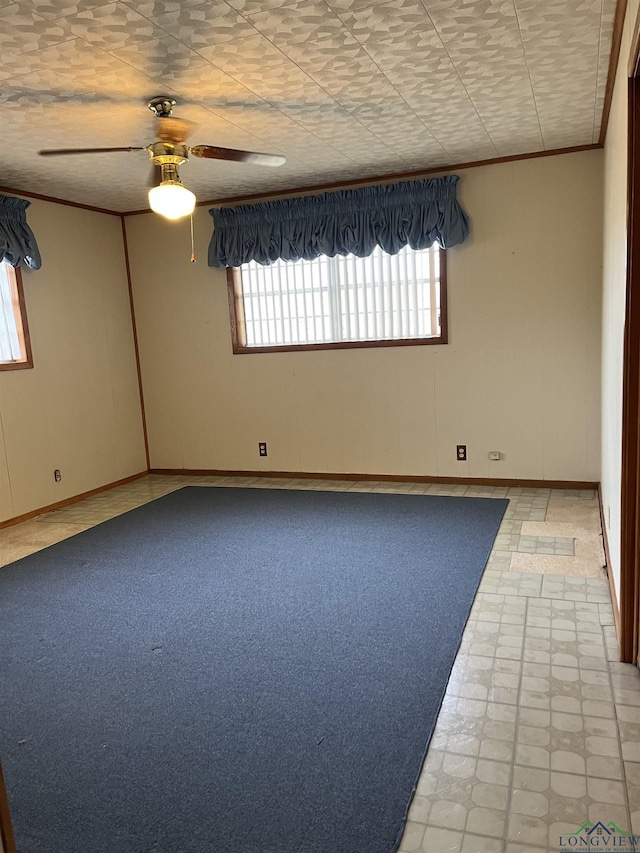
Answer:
[
  {"left": 127, "top": 149, "right": 603, "bottom": 482},
  {"left": 0, "top": 199, "right": 147, "bottom": 522},
  {"left": 601, "top": 0, "right": 639, "bottom": 608}
]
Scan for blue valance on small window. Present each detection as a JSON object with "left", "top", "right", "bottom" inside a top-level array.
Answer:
[
  {"left": 0, "top": 195, "right": 42, "bottom": 270},
  {"left": 208, "top": 175, "right": 469, "bottom": 268}
]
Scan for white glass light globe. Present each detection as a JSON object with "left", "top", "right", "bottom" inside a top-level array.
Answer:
[{"left": 148, "top": 181, "right": 196, "bottom": 220}]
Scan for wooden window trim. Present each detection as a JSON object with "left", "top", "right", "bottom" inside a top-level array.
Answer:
[
  {"left": 618, "top": 0, "right": 640, "bottom": 664},
  {"left": 0, "top": 264, "right": 33, "bottom": 371},
  {"left": 226, "top": 249, "right": 448, "bottom": 354},
  {"left": 0, "top": 757, "right": 16, "bottom": 853}
]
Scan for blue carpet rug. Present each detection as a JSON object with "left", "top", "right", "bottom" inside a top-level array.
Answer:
[{"left": 0, "top": 486, "right": 507, "bottom": 853}]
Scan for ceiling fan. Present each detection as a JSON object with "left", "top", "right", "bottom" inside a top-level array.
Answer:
[{"left": 38, "top": 96, "right": 286, "bottom": 220}]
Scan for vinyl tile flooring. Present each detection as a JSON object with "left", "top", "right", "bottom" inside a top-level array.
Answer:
[{"left": 1, "top": 474, "right": 638, "bottom": 853}]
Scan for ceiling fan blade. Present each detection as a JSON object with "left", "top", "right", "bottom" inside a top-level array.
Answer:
[
  {"left": 39, "top": 147, "right": 145, "bottom": 156},
  {"left": 190, "top": 145, "right": 286, "bottom": 167},
  {"left": 156, "top": 116, "right": 197, "bottom": 144}
]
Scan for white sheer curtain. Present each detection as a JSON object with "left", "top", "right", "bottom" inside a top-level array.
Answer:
[{"left": 0, "top": 262, "right": 22, "bottom": 362}]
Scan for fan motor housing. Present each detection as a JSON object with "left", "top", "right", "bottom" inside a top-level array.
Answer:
[{"left": 147, "top": 141, "right": 189, "bottom": 165}]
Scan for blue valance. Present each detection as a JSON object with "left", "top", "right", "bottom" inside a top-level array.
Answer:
[
  {"left": 208, "top": 175, "right": 469, "bottom": 268},
  {"left": 0, "top": 195, "right": 42, "bottom": 270}
]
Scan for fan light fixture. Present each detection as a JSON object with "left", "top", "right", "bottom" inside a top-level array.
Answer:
[
  {"left": 147, "top": 161, "right": 195, "bottom": 220},
  {"left": 148, "top": 180, "right": 196, "bottom": 220}
]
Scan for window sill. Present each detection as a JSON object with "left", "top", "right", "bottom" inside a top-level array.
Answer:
[
  {"left": 232, "top": 335, "right": 448, "bottom": 354},
  {"left": 0, "top": 360, "right": 33, "bottom": 371}
]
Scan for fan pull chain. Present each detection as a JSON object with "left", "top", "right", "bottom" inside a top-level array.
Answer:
[{"left": 190, "top": 212, "right": 196, "bottom": 263}]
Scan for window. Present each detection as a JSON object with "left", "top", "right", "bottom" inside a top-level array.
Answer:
[
  {"left": 227, "top": 243, "right": 447, "bottom": 353},
  {"left": 0, "top": 261, "right": 32, "bottom": 370}
]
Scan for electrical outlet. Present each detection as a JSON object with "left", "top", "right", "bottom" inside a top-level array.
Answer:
[
  {"left": 258, "top": 442, "right": 267, "bottom": 457},
  {"left": 54, "top": 469, "right": 62, "bottom": 482},
  {"left": 488, "top": 451, "right": 501, "bottom": 461},
  {"left": 456, "top": 445, "right": 467, "bottom": 461}
]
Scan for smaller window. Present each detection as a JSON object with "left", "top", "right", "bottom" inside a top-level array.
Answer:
[
  {"left": 227, "top": 243, "right": 447, "bottom": 354},
  {"left": 0, "top": 260, "right": 32, "bottom": 370}
]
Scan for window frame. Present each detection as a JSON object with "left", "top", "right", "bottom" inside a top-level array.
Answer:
[
  {"left": 0, "top": 262, "right": 33, "bottom": 371},
  {"left": 226, "top": 248, "right": 448, "bottom": 354}
]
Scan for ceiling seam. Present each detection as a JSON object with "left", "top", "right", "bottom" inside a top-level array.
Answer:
[
  {"left": 510, "top": 0, "right": 545, "bottom": 151},
  {"left": 115, "top": 0, "right": 351, "bottom": 168},
  {"left": 120, "top": 0, "right": 404, "bottom": 169},
  {"left": 414, "top": 0, "right": 500, "bottom": 159}
]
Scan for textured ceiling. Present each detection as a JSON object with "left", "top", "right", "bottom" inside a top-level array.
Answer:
[{"left": 1, "top": 0, "right": 617, "bottom": 212}]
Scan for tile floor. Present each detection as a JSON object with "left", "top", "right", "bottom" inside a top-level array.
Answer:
[{"left": 1, "top": 474, "right": 639, "bottom": 853}]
